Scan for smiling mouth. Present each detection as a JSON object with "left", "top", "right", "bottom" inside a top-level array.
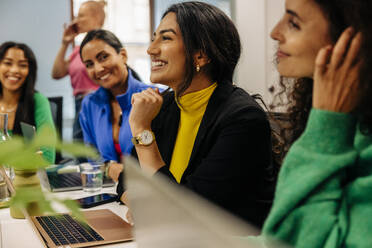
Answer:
[
  {"left": 97, "top": 73, "right": 111, "bottom": 81},
  {"left": 277, "top": 50, "right": 290, "bottom": 58},
  {"left": 151, "top": 60, "right": 167, "bottom": 70},
  {"left": 6, "top": 76, "right": 21, "bottom": 83}
]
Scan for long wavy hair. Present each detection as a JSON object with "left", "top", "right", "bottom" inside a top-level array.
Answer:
[
  {"left": 270, "top": 0, "right": 372, "bottom": 160},
  {"left": 0, "top": 41, "right": 37, "bottom": 135}
]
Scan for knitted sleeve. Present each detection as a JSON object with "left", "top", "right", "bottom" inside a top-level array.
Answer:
[
  {"left": 263, "top": 109, "right": 359, "bottom": 248},
  {"left": 34, "top": 92, "right": 56, "bottom": 164}
]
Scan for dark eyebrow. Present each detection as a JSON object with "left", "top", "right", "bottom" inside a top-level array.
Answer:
[
  {"left": 286, "top": 9, "right": 302, "bottom": 21},
  {"left": 82, "top": 58, "right": 92, "bottom": 64},
  {"left": 3, "top": 58, "right": 28, "bottom": 63},
  {"left": 153, "top": 28, "right": 177, "bottom": 37},
  {"left": 95, "top": 50, "right": 107, "bottom": 59}
]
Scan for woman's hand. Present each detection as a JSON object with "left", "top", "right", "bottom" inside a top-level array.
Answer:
[
  {"left": 313, "top": 27, "right": 362, "bottom": 113},
  {"left": 129, "top": 88, "right": 163, "bottom": 135},
  {"left": 107, "top": 162, "right": 123, "bottom": 182},
  {"left": 120, "top": 191, "right": 134, "bottom": 225},
  {"left": 62, "top": 22, "right": 79, "bottom": 45}
]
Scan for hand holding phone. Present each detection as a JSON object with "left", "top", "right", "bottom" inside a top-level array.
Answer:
[
  {"left": 76, "top": 193, "right": 118, "bottom": 209},
  {"left": 62, "top": 22, "right": 79, "bottom": 45}
]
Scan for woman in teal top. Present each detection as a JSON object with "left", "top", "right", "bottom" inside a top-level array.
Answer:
[
  {"left": 262, "top": 0, "right": 372, "bottom": 247},
  {"left": 0, "top": 42, "right": 56, "bottom": 164}
]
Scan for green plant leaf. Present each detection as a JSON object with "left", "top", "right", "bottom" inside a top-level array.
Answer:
[
  {"left": 29, "top": 125, "right": 57, "bottom": 148},
  {"left": 59, "top": 199, "right": 86, "bottom": 223},
  {"left": 4, "top": 149, "right": 50, "bottom": 170},
  {"left": 55, "top": 142, "right": 99, "bottom": 160},
  {"left": 0, "top": 137, "right": 26, "bottom": 165},
  {"left": 0, "top": 126, "right": 98, "bottom": 170},
  {"left": 2, "top": 125, "right": 99, "bottom": 218},
  {"left": 10, "top": 187, "right": 55, "bottom": 214}
]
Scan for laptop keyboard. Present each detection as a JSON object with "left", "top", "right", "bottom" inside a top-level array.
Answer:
[
  {"left": 36, "top": 214, "right": 104, "bottom": 246},
  {"left": 48, "top": 173, "right": 82, "bottom": 188},
  {"left": 48, "top": 172, "right": 114, "bottom": 191}
]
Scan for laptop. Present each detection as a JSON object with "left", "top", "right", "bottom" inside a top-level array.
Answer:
[
  {"left": 124, "top": 156, "right": 289, "bottom": 248},
  {"left": 0, "top": 155, "right": 133, "bottom": 248},
  {"left": 20, "top": 122, "right": 115, "bottom": 192},
  {"left": 39, "top": 169, "right": 115, "bottom": 192},
  {"left": 30, "top": 209, "right": 133, "bottom": 248}
]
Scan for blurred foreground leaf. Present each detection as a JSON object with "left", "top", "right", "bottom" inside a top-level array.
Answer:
[
  {"left": 2, "top": 125, "right": 99, "bottom": 220},
  {"left": 10, "top": 187, "right": 54, "bottom": 214},
  {"left": 58, "top": 199, "right": 86, "bottom": 223},
  {"left": 55, "top": 141, "right": 98, "bottom": 160},
  {"left": 0, "top": 126, "right": 98, "bottom": 170},
  {"left": 11, "top": 187, "right": 86, "bottom": 222}
]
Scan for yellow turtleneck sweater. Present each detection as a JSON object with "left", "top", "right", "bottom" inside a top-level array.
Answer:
[{"left": 169, "top": 83, "right": 217, "bottom": 183}]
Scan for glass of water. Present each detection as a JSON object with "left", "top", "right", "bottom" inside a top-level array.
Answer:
[
  {"left": 79, "top": 163, "right": 104, "bottom": 192},
  {"left": 0, "top": 170, "right": 11, "bottom": 207}
]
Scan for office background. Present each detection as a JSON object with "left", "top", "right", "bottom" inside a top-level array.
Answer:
[{"left": 0, "top": 0, "right": 284, "bottom": 141}]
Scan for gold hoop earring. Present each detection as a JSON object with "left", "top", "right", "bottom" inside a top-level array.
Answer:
[{"left": 196, "top": 64, "right": 200, "bottom": 72}]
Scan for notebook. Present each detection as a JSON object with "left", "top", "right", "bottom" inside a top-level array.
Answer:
[
  {"left": 0, "top": 153, "right": 132, "bottom": 248},
  {"left": 39, "top": 169, "right": 115, "bottom": 192},
  {"left": 30, "top": 209, "right": 133, "bottom": 248},
  {"left": 20, "top": 122, "right": 115, "bottom": 192},
  {"left": 124, "top": 156, "right": 289, "bottom": 248}
]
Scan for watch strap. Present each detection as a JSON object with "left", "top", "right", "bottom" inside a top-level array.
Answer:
[{"left": 131, "top": 130, "right": 155, "bottom": 146}]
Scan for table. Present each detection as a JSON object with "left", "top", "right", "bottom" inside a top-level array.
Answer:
[{"left": 0, "top": 186, "right": 137, "bottom": 248}]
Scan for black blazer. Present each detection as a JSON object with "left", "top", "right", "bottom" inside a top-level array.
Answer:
[{"left": 149, "top": 83, "right": 275, "bottom": 228}]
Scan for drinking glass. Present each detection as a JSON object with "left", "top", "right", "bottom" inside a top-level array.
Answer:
[
  {"left": 79, "top": 162, "right": 104, "bottom": 192},
  {"left": 0, "top": 113, "right": 13, "bottom": 205}
]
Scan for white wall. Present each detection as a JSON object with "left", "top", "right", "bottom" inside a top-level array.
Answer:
[
  {"left": 235, "top": 0, "right": 285, "bottom": 104},
  {"left": 0, "top": 0, "right": 286, "bottom": 140},
  {"left": 0, "top": 0, "right": 74, "bottom": 140}
]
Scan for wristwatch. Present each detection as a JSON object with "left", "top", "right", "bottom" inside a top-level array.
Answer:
[
  {"left": 104, "top": 160, "right": 117, "bottom": 177},
  {"left": 131, "top": 130, "right": 155, "bottom": 146}
]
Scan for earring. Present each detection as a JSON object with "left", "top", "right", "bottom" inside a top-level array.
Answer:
[{"left": 196, "top": 64, "right": 200, "bottom": 72}]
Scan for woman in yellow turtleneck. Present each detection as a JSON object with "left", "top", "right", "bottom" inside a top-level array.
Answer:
[
  {"left": 169, "top": 83, "right": 216, "bottom": 182},
  {"left": 127, "top": 2, "right": 275, "bottom": 228}
]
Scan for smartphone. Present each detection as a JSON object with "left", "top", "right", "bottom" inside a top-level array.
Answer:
[
  {"left": 71, "top": 23, "right": 79, "bottom": 33},
  {"left": 76, "top": 193, "right": 118, "bottom": 209},
  {"left": 20, "top": 122, "right": 36, "bottom": 143}
]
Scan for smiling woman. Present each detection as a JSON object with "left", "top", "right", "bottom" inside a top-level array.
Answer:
[
  {"left": 262, "top": 0, "right": 372, "bottom": 247},
  {"left": 81, "top": 39, "right": 129, "bottom": 96},
  {"left": 125, "top": 1, "right": 276, "bottom": 228},
  {"left": 147, "top": 13, "right": 188, "bottom": 91},
  {"left": 0, "top": 42, "right": 56, "bottom": 164},
  {"left": 270, "top": 0, "right": 332, "bottom": 78},
  {"left": 78, "top": 29, "right": 153, "bottom": 182}
]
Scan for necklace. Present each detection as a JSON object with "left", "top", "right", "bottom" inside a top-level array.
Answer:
[{"left": 0, "top": 104, "right": 17, "bottom": 113}]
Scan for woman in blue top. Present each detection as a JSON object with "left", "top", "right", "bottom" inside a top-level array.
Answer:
[{"left": 79, "top": 29, "right": 151, "bottom": 181}]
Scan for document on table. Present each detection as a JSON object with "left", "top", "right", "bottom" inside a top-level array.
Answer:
[{"left": 1, "top": 220, "right": 43, "bottom": 248}]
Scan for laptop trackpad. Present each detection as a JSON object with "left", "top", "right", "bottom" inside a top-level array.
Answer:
[{"left": 84, "top": 209, "right": 133, "bottom": 241}]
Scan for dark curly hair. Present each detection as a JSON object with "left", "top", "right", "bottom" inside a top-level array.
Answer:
[{"left": 270, "top": 0, "right": 372, "bottom": 160}]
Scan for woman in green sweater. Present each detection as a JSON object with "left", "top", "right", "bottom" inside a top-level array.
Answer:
[
  {"left": 262, "top": 0, "right": 372, "bottom": 247},
  {"left": 0, "top": 42, "right": 56, "bottom": 164}
]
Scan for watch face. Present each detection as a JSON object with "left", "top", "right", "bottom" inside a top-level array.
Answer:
[{"left": 140, "top": 130, "right": 153, "bottom": 145}]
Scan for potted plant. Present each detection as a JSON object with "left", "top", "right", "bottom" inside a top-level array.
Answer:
[{"left": 0, "top": 126, "right": 98, "bottom": 220}]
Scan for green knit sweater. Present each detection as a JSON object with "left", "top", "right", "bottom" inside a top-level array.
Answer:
[
  {"left": 33, "top": 92, "right": 56, "bottom": 164},
  {"left": 262, "top": 108, "right": 372, "bottom": 247}
]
